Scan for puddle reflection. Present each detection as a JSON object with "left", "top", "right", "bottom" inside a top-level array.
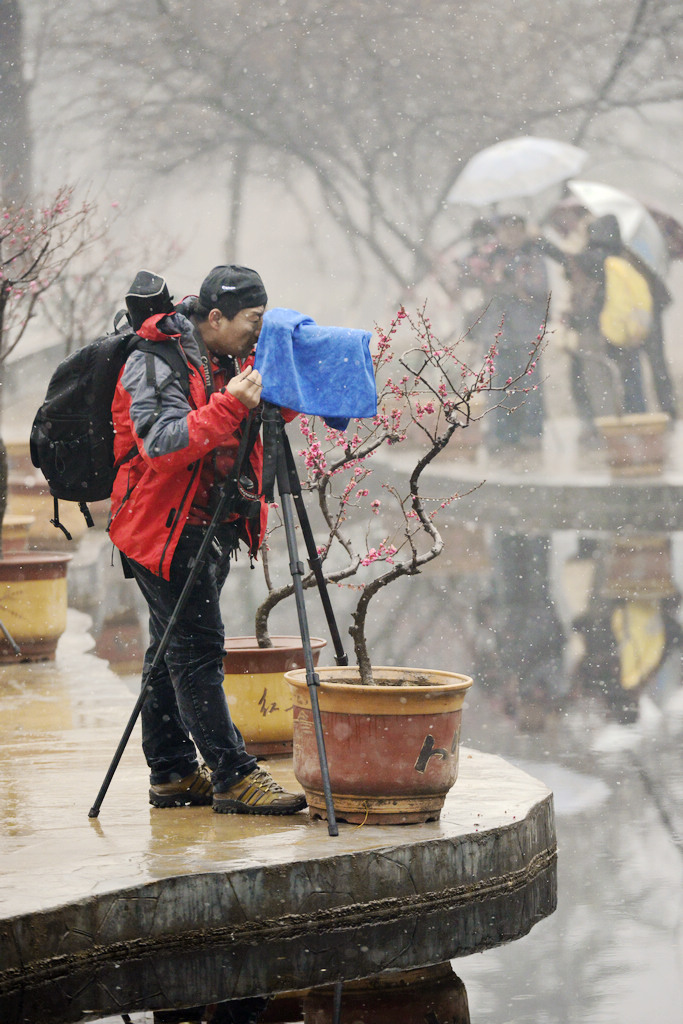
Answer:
[
  {"left": 9, "top": 962, "right": 471, "bottom": 1024},
  {"left": 356, "top": 525, "right": 683, "bottom": 736},
  {"left": 78, "top": 523, "right": 683, "bottom": 735}
]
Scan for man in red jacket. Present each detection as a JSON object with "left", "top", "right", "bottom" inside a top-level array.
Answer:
[{"left": 110, "top": 265, "right": 306, "bottom": 815}]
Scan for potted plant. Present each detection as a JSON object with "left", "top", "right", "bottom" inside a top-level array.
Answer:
[
  {"left": 0, "top": 187, "right": 95, "bottom": 660},
  {"left": 594, "top": 410, "right": 671, "bottom": 476},
  {"left": 222, "top": 632, "right": 327, "bottom": 757},
  {"left": 587, "top": 346, "right": 671, "bottom": 476},
  {"left": 234, "top": 305, "right": 545, "bottom": 822}
]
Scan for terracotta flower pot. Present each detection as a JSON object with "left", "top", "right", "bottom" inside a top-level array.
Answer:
[
  {"left": 0, "top": 551, "right": 71, "bottom": 662},
  {"left": 223, "top": 636, "right": 327, "bottom": 757},
  {"left": 285, "top": 665, "right": 473, "bottom": 825},
  {"left": 594, "top": 412, "right": 670, "bottom": 477}
]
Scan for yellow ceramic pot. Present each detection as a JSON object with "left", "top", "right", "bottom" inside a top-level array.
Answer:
[
  {"left": 2, "top": 513, "right": 35, "bottom": 552},
  {"left": 223, "top": 636, "right": 327, "bottom": 756},
  {"left": 0, "top": 552, "right": 71, "bottom": 661}
]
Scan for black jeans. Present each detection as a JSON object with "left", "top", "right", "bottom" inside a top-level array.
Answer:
[
  {"left": 128, "top": 523, "right": 257, "bottom": 787},
  {"left": 605, "top": 343, "right": 646, "bottom": 414}
]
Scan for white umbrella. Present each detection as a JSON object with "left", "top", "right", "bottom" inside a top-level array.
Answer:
[
  {"left": 567, "top": 179, "right": 669, "bottom": 278},
  {"left": 447, "top": 136, "right": 589, "bottom": 206}
]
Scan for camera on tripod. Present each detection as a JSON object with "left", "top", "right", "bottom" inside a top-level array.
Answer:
[{"left": 225, "top": 474, "right": 261, "bottom": 520}]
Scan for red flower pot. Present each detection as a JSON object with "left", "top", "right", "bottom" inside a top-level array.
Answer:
[{"left": 286, "top": 665, "right": 473, "bottom": 825}]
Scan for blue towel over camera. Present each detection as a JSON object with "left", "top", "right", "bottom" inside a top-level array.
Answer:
[{"left": 254, "top": 307, "right": 377, "bottom": 430}]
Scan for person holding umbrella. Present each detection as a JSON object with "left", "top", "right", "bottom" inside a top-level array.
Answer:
[
  {"left": 565, "top": 181, "right": 678, "bottom": 421},
  {"left": 566, "top": 214, "right": 649, "bottom": 418},
  {"left": 486, "top": 214, "right": 549, "bottom": 453}
]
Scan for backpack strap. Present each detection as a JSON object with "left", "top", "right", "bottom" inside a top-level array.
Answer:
[
  {"left": 113, "top": 308, "right": 132, "bottom": 334},
  {"left": 50, "top": 497, "right": 72, "bottom": 541},
  {"left": 233, "top": 406, "right": 262, "bottom": 483},
  {"left": 133, "top": 337, "right": 191, "bottom": 438},
  {"left": 50, "top": 496, "right": 96, "bottom": 538},
  {"left": 195, "top": 335, "right": 216, "bottom": 398}
]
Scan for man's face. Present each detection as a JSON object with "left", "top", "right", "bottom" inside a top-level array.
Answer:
[{"left": 206, "top": 305, "right": 265, "bottom": 359}]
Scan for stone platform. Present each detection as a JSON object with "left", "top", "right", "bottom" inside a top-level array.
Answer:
[
  {"left": 383, "top": 416, "right": 683, "bottom": 533},
  {"left": 0, "top": 612, "right": 556, "bottom": 1021}
]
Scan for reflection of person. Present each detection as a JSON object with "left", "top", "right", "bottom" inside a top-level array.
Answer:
[
  {"left": 109, "top": 265, "right": 306, "bottom": 815},
  {"left": 573, "top": 594, "right": 683, "bottom": 724},
  {"left": 488, "top": 532, "right": 566, "bottom": 724}
]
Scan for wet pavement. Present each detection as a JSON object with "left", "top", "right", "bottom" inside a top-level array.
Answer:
[
  {"left": 3, "top": 608, "right": 682, "bottom": 1022},
  {"left": 0, "top": 611, "right": 555, "bottom": 1013},
  {"left": 3, "top": 413, "right": 683, "bottom": 1020},
  {"left": 455, "top": 689, "right": 683, "bottom": 1023}
]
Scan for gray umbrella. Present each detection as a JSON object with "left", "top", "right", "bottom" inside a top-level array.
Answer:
[{"left": 448, "top": 136, "right": 589, "bottom": 207}]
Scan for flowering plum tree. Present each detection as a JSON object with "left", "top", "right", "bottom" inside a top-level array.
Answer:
[
  {"left": 0, "top": 186, "right": 96, "bottom": 547},
  {"left": 255, "top": 304, "right": 546, "bottom": 684}
]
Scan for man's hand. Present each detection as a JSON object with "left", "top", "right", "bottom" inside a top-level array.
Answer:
[{"left": 228, "top": 366, "right": 263, "bottom": 409}]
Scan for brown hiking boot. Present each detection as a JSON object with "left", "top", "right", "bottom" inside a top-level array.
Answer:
[
  {"left": 149, "top": 764, "right": 213, "bottom": 808},
  {"left": 213, "top": 766, "right": 307, "bottom": 815}
]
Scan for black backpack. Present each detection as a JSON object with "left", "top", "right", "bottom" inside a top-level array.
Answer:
[{"left": 30, "top": 313, "right": 190, "bottom": 539}]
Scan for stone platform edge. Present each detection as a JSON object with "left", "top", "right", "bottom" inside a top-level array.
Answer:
[{"left": 0, "top": 794, "right": 555, "bottom": 992}]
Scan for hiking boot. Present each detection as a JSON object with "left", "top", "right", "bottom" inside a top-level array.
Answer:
[
  {"left": 149, "top": 764, "right": 213, "bottom": 808},
  {"left": 213, "top": 766, "right": 307, "bottom": 815}
]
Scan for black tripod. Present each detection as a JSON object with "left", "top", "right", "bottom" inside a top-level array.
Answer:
[{"left": 89, "top": 405, "right": 346, "bottom": 836}]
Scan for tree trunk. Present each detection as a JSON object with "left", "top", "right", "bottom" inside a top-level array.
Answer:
[
  {"left": 0, "top": 0, "right": 33, "bottom": 205},
  {"left": 225, "top": 143, "right": 248, "bottom": 262}
]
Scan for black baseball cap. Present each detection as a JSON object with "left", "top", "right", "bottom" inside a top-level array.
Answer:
[{"left": 198, "top": 265, "right": 268, "bottom": 318}]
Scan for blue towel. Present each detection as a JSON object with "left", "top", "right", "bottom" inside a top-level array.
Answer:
[{"left": 254, "top": 308, "right": 377, "bottom": 430}]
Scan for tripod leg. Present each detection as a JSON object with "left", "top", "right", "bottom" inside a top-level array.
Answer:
[
  {"left": 276, "top": 446, "right": 339, "bottom": 836},
  {"left": 332, "top": 980, "right": 343, "bottom": 1024},
  {"left": 0, "top": 618, "right": 21, "bottom": 657},
  {"left": 88, "top": 532, "right": 216, "bottom": 818},
  {"left": 282, "top": 433, "right": 348, "bottom": 667}
]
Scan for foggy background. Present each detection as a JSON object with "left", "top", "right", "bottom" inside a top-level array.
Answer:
[
  {"left": 2, "top": 0, "right": 683, "bottom": 386},
  {"left": 3, "top": 6, "right": 683, "bottom": 1022}
]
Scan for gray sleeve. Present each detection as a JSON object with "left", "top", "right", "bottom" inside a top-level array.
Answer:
[{"left": 120, "top": 350, "right": 191, "bottom": 457}]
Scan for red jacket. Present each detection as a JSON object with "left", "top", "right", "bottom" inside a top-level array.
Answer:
[{"left": 108, "top": 312, "right": 267, "bottom": 579}]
